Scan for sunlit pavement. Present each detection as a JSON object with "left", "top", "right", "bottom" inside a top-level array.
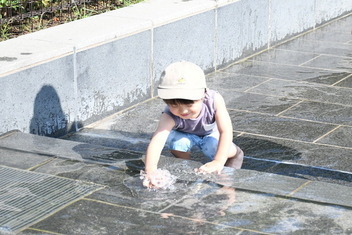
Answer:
[{"left": 0, "top": 14, "right": 352, "bottom": 234}]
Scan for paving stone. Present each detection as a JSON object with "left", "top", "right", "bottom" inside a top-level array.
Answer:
[
  {"left": 279, "top": 101, "right": 352, "bottom": 125},
  {"left": 0, "top": 146, "right": 52, "bottom": 170},
  {"left": 334, "top": 75, "right": 352, "bottom": 88},
  {"left": 248, "top": 78, "right": 352, "bottom": 106},
  {"left": 8, "top": 14, "right": 352, "bottom": 235},
  {"left": 316, "top": 126, "right": 352, "bottom": 148},
  {"left": 27, "top": 199, "right": 245, "bottom": 235},
  {"left": 250, "top": 49, "right": 320, "bottom": 66},
  {"left": 276, "top": 38, "right": 352, "bottom": 58},
  {"left": 301, "top": 27, "right": 352, "bottom": 43},
  {"left": 219, "top": 91, "right": 300, "bottom": 115},
  {"left": 163, "top": 185, "right": 352, "bottom": 234},
  {"left": 224, "top": 60, "right": 350, "bottom": 85},
  {"left": 263, "top": 163, "right": 352, "bottom": 187},
  {"left": 230, "top": 110, "right": 337, "bottom": 142},
  {"left": 0, "top": 132, "right": 131, "bottom": 165},
  {"left": 302, "top": 55, "right": 352, "bottom": 73},
  {"left": 33, "top": 157, "right": 203, "bottom": 212},
  {"left": 237, "top": 133, "right": 352, "bottom": 173},
  {"left": 292, "top": 181, "right": 352, "bottom": 207},
  {"left": 206, "top": 72, "right": 270, "bottom": 91}
]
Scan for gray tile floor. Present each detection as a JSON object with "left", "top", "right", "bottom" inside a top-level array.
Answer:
[{"left": 0, "top": 14, "right": 351, "bottom": 235}]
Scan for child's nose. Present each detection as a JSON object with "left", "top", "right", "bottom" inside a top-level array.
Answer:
[{"left": 180, "top": 107, "right": 188, "bottom": 114}]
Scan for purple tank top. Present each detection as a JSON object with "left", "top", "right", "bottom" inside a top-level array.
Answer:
[{"left": 163, "top": 90, "right": 218, "bottom": 136}]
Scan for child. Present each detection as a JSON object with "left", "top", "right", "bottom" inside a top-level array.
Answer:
[{"left": 143, "top": 61, "right": 244, "bottom": 188}]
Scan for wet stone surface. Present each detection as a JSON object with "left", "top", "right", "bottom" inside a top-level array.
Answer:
[
  {"left": 224, "top": 60, "right": 350, "bottom": 85},
  {"left": 279, "top": 101, "right": 352, "bottom": 126},
  {"left": 230, "top": 110, "right": 337, "bottom": 142},
  {"left": 3, "top": 14, "right": 352, "bottom": 235}
]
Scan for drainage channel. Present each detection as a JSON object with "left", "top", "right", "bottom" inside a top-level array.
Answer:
[{"left": 0, "top": 166, "right": 103, "bottom": 233}]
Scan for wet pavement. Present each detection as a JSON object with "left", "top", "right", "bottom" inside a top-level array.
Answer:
[{"left": 1, "top": 14, "right": 352, "bottom": 234}]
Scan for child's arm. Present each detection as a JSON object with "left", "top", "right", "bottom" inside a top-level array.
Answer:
[
  {"left": 144, "top": 113, "right": 175, "bottom": 187},
  {"left": 198, "top": 93, "right": 234, "bottom": 174}
]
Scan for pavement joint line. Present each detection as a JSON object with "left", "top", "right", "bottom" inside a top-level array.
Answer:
[
  {"left": 224, "top": 72, "right": 352, "bottom": 92},
  {"left": 24, "top": 227, "right": 64, "bottom": 235},
  {"left": 278, "top": 114, "right": 349, "bottom": 127},
  {"left": 286, "top": 181, "right": 312, "bottom": 197},
  {"left": 331, "top": 73, "right": 352, "bottom": 86},
  {"left": 0, "top": 130, "right": 19, "bottom": 139},
  {"left": 244, "top": 156, "right": 352, "bottom": 175},
  {"left": 242, "top": 78, "right": 274, "bottom": 93},
  {"left": 298, "top": 54, "right": 322, "bottom": 66},
  {"left": 238, "top": 131, "right": 352, "bottom": 151},
  {"left": 299, "top": 64, "right": 352, "bottom": 73},
  {"left": 246, "top": 59, "right": 352, "bottom": 74},
  {"left": 313, "top": 125, "right": 342, "bottom": 144},
  {"left": 26, "top": 158, "right": 58, "bottom": 171},
  {"left": 275, "top": 100, "right": 305, "bottom": 117},
  {"left": 82, "top": 198, "right": 273, "bottom": 235},
  {"left": 240, "top": 88, "right": 352, "bottom": 108},
  {"left": 229, "top": 107, "right": 349, "bottom": 128},
  {"left": 1, "top": 164, "right": 108, "bottom": 189}
]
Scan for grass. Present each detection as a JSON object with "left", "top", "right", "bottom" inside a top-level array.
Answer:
[{"left": 0, "top": 0, "right": 144, "bottom": 41}]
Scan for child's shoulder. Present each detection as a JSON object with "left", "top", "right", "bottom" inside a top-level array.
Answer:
[{"left": 205, "top": 89, "right": 222, "bottom": 100}]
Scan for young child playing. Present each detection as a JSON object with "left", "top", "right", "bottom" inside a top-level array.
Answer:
[{"left": 143, "top": 61, "right": 244, "bottom": 188}]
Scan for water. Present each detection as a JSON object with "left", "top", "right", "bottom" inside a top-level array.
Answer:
[{"left": 140, "top": 169, "right": 177, "bottom": 190}]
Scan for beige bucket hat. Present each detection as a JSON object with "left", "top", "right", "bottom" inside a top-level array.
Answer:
[{"left": 157, "top": 61, "right": 207, "bottom": 100}]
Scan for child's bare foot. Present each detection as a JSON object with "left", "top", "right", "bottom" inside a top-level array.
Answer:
[{"left": 225, "top": 147, "right": 244, "bottom": 169}]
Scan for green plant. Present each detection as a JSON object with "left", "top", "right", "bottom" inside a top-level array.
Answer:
[
  {"left": 70, "top": 3, "right": 96, "bottom": 21},
  {"left": 0, "top": 21, "right": 10, "bottom": 40}
]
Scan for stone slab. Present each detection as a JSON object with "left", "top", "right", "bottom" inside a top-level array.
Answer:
[
  {"left": 248, "top": 78, "right": 352, "bottom": 106},
  {"left": 24, "top": 156, "right": 352, "bottom": 234},
  {"left": 225, "top": 60, "right": 350, "bottom": 85},
  {"left": 279, "top": 100, "right": 352, "bottom": 126},
  {"left": 237, "top": 133, "right": 352, "bottom": 173},
  {"left": 0, "top": 132, "right": 141, "bottom": 167},
  {"left": 277, "top": 38, "right": 352, "bottom": 58},
  {"left": 316, "top": 126, "right": 352, "bottom": 148},
  {"left": 250, "top": 49, "right": 320, "bottom": 66},
  {"left": 229, "top": 110, "right": 337, "bottom": 142},
  {"left": 334, "top": 75, "right": 352, "bottom": 88},
  {"left": 302, "top": 55, "right": 352, "bottom": 73},
  {"left": 220, "top": 91, "right": 300, "bottom": 115},
  {"left": 206, "top": 72, "right": 270, "bottom": 91}
]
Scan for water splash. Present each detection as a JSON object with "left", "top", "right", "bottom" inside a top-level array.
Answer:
[{"left": 140, "top": 169, "right": 177, "bottom": 190}]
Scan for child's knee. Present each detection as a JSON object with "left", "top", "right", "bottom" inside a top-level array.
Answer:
[
  {"left": 167, "top": 136, "right": 192, "bottom": 152},
  {"left": 200, "top": 137, "right": 218, "bottom": 160}
]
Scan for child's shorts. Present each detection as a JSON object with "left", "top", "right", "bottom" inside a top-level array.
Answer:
[{"left": 166, "top": 130, "right": 222, "bottom": 161}]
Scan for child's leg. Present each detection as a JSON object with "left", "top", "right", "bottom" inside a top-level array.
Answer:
[
  {"left": 225, "top": 144, "right": 244, "bottom": 169},
  {"left": 170, "top": 150, "right": 191, "bottom": 160},
  {"left": 200, "top": 132, "right": 244, "bottom": 169},
  {"left": 166, "top": 130, "right": 196, "bottom": 160}
]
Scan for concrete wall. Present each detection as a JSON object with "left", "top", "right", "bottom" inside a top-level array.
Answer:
[{"left": 0, "top": 0, "right": 351, "bottom": 136}]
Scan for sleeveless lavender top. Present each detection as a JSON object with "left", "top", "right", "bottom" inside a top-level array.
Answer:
[{"left": 163, "top": 90, "right": 218, "bottom": 136}]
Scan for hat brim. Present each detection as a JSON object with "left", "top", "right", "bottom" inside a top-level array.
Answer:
[{"left": 158, "top": 88, "right": 205, "bottom": 100}]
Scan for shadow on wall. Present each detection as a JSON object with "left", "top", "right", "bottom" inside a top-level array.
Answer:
[{"left": 29, "top": 85, "right": 80, "bottom": 137}]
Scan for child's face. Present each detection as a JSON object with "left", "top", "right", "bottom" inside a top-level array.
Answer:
[{"left": 168, "top": 99, "right": 203, "bottom": 119}]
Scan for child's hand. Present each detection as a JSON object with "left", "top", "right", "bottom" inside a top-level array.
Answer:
[
  {"left": 196, "top": 160, "right": 224, "bottom": 174},
  {"left": 142, "top": 171, "right": 163, "bottom": 189},
  {"left": 141, "top": 169, "right": 177, "bottom": 189}
]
